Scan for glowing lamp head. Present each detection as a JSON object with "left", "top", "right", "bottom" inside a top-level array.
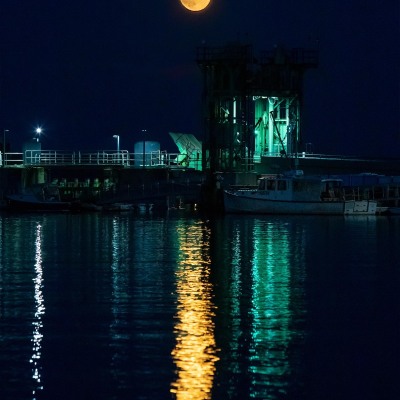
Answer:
[{"left": 34, "top": 127, "right": 42, "bottom": 142}]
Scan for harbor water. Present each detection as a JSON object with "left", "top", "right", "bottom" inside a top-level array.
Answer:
[{"left": 0, "top": 211, "right": 398, "bottom": 400}]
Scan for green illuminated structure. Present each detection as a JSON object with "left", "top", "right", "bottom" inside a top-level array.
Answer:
[{"left": 196, "top": 43, "right": 318, "bottom": 172}]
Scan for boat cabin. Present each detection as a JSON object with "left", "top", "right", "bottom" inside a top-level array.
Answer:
[
  {"left": 320, "top": 179, "right": 344, "bottom": 201},
  {"left": 258, "top": 177, "right": 288, "bottom": 191},
  {"left": 256, "top": 176, "right": 295, "bottom": 201},
  {"left": 256, "top": 175, "right": 344, "bottom": 202}
]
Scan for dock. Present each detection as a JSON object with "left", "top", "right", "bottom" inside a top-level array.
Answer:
[{"left": 0, "top": 149, "right": 204, "bottom": 210}]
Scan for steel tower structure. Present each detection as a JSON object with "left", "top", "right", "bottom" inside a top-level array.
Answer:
[{"left": 196, "top": 43, "right": 318, "bottom": 173}]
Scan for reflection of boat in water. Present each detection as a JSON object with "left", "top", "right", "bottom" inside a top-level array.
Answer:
[
  {"left": 102, "top": 203, "right": 133, "bottom": 212},
  {"left": 0, "top": 199, "right": 8, "bottom": 210},
  {"left": 6, "top": 185, "right": 72, "bottom": 212},
  {"left": 76, "top": 202, "right": 103, "bottom": 212},
  {"left": 224, "top": 170, "right": 377, "bottom": 215}
]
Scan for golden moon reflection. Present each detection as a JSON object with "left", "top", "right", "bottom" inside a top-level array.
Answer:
[
  {"left": 170, "top": 222, "right": 219, "bottom": 399},
  {"left": 180, "top": 0, "right": 211, "bottom": 12}
]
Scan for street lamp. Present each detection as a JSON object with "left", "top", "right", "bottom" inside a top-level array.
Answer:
[
  {"left": 2, "top": 129, "right": 9, "bottom": 167},
  {"left": 35, "top": 127, "right": 42, "bottom": 142},
  {"left": 142, "top": 129, "right": 147, "bottom": 168},
  {"left": 113, "top": 135, "right": 120, "bottom": 163},
  {"left": 113, "top": 135, "right": 120, "bottom": 153}
]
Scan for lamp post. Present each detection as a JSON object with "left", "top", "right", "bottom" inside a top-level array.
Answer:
[
  {"left": 3, "top": 129, "right": 9, "bottom": 167},
  {"left": 142, "top": 129, "right": 147, "bottom": 169},
  {"left": 113, "top": 135, "right": 120, "bottom": 162},
  {"left": 35, "top": 127, "right": 42, "bottom": 142}
]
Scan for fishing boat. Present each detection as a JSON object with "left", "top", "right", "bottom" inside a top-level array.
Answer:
[
  {"left": 5, "top": 185, "right": 72, "bottom": 212},
  {"left": 223, "top": 170, "right": 377, "bottom": 215}
]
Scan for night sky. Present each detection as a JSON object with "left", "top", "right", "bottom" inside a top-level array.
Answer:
[{"left": 1, "top": 0, "right": 399, "bottom": 156}]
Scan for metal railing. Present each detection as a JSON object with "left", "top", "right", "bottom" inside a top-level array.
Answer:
[
  {"left": 23, "top": 150, "right": 131, "bottom": 166},
  {"left": 0, "top": 152, "right": 24, "bottom": 166},
  {"left": 1, "top": 150, "right": 201, "bottom": 170}
]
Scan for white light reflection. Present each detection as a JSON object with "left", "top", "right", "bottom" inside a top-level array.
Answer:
[
  {"left": 109, "top": 216, "right": 130, "bottom": 389},
  {"left": 30, "top": 223, "right": 45, "bottom": 398},
  {"left": 170, "top": 222, "right": 220, "bottom": 400}
]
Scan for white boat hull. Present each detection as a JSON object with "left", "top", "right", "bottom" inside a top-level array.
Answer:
[{"left": 224, "top": 191, "right": 377, "bottom": 215}]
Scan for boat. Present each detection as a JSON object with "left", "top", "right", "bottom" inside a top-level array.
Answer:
[
  {"left": 6, "top": 185, "right": 72, "bottom": 212},
  {"left": 223, "top": 170, "right": 377, "bottom": 215}
]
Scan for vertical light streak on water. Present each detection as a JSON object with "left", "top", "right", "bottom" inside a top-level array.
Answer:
[
  {"left": 230, "top": 227, "right": 243, "bottom": 352},
  {"left": 170, "top": 221, "right": 220, "bottom": 400},
  {"left": 109, "top": 215, "right": 130, "bottom": 389},
  {"left": 249, "top": 221, "right": 292, "bottom": 398},
  {"left": 225, "top": 225, "right": 244, "bottom": 392},
  {"left": 30, "top": 222, "right": 45, "bottom": 399}
]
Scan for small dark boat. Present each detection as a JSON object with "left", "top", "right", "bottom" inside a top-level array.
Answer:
[{"left": 5, "top": 185, "right": 71, "bottom": 212}]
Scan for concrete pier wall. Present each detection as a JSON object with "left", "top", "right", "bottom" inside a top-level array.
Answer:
[{"left": 0, "top": 165, "right": 206, "bottom": 207}]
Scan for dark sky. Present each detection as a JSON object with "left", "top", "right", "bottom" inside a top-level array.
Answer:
[{"left": 1, "top": 0, "right": 399, "bottom": 156}]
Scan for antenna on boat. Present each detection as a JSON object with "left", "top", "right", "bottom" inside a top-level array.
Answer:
[
  {"left": 269, "top": 111, "right": 287, "bottom": 158},
  {"left": 294, "top": 132, "right": 299, "bottom": 171}
]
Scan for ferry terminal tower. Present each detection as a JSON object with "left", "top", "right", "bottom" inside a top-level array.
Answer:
[{"left": 196, "top": 43, "right": 318, "bottom": 173}]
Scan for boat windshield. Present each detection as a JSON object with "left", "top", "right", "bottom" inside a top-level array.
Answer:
[
  {"left": 277, "top": 180, "right": 287, "bottom": 190},
  {"left": 321, "top": 179, "right": 343, "bottom": 200},
  {"left": 258, "top": 178, "right": 287, "bottom": 191}
]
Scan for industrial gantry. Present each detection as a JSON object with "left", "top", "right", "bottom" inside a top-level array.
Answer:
[{"left": 196, "top": 43, "right": 318, "bottom": 173}]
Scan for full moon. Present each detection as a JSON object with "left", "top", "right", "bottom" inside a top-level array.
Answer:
[{"left": 180, "top": 0, "right": 211, "bottom": 12}]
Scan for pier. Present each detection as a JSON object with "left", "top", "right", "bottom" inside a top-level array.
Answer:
[
  {"left": 0, "top": 149, "right": 205, "bottom": 209},
  {"left": 1, "top": 148, "right": 400, "bottom": 213}
]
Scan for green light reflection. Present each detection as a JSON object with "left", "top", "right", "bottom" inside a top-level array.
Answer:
[
  {"left": 250, "top": 223, "right": 291, "bottom": 376},
  {"left": 225, "top": 219, "right": 306, "bottom": 399}
]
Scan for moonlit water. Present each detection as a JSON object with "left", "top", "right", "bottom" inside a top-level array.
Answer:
[{"left": 0, "top": 212, "right": 398, "bottom": 400}]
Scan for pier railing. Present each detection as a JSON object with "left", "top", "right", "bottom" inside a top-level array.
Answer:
[
  {"left": 1, "top": 150, "right": 201, "bottom": 169},
  {"left": 23, "top": 150, "right": 132, "bottom": 166}
]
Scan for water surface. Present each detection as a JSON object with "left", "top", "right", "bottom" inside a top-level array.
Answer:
[{"left": 0, "top": 212, "right": 398, "bottom": 399}]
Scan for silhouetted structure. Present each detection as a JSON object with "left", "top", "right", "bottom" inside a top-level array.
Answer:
[{"left": 196, "top": 43, "right": 318, "bottom": 173}]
